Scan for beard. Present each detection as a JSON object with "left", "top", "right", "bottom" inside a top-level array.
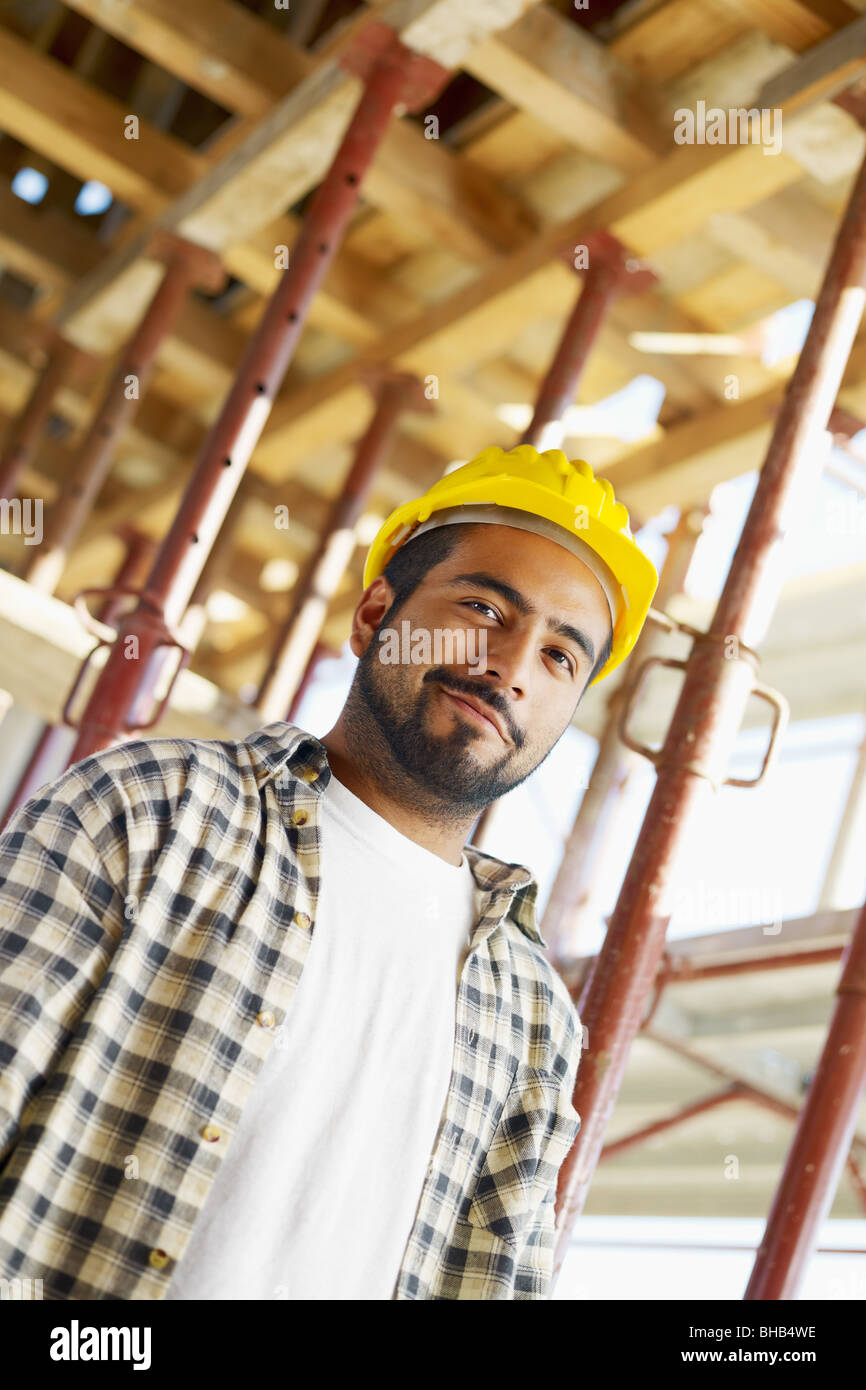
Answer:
[{"left": 343, "top": 629, "right": 545, "bottom": 821}]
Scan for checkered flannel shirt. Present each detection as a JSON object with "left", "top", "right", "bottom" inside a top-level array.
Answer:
[{"left": 0, "top": 721, "right": 583, "bottom": 1300}]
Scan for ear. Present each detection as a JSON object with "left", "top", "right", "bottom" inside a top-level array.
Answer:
[{"left": 349, "top": 576, "right": 396, "bottom": 659}]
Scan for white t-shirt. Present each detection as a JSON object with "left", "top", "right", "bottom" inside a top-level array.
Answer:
[{"left": 165, "top": 770, "right": 478, "bottom": 1300}]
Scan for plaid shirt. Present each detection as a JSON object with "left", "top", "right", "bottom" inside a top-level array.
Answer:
[{"left": 0, "top": 721, "right": 583, "bottom": 1301}]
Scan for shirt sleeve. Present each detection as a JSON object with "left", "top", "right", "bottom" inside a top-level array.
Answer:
[
  {"left": 0, "top": 782, "right": 126, "bottom": 1164},
  {"left": 513, "top": 988, "right": 584, "bottom": 1299}
]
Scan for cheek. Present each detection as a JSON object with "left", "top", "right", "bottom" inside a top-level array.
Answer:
[{"left": 535, "top": 689, "right": 578, "bottom": 741}]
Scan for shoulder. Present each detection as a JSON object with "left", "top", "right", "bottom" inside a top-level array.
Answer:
[
  {"left": 16, "top": 731, "right": 259, "bottom": 870},
  {"left": 57, "top": 730, "right": 250, "bottom": 812}
]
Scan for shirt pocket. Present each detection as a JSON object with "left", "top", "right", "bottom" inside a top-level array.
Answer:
[{"left": 465, "top": 1063, "right": 581, "bottom": 1245}]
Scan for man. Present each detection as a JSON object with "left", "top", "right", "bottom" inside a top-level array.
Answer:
[{"left": 0, "top": 444, "right": 658, "bottom": 1300}]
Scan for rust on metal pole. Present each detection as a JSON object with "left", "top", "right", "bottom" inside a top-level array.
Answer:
[
  {"left": 745, "top": 892, "right": 866, "bottom": 1299},
  {"left": 257, "top": 369, "right": 431, "bottom": 721},
  {"left": 522, "top": 232, "right": 657, "bottom": 450},
  {"left": 472, "top": 235, "right": 656, "bottom": 851},
  {"left": 96, "top": 527, "right": 158, "bottom": 626},
  {"left": 600, "top": 1085, "right": 742, "bottom": 1161},
  {"left": 23, "top": 234, "right": 224, "bottom": 596},
  {"left": 0, "top": 526, "right": 156, "bottom": 829},
  {"left": 552, "top": 142, "right": 866, "bottom": 1278},
  {"left": 61, "top": 22, "right": 450, "bottom": 765},
  {"left": 561, "top": 938, "right": 848, "bottom": 1009},
  {"left": 0, "top": 340, "right": 79, "bottom": 500},
  {"left": 542, "top": 506, "right": 709, "bottom": 961}
]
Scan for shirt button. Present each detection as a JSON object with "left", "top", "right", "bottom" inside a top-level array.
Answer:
[
  {"left": 256, "top": 1010, "right": 276, "bottom": 1029},
  {"left": 300, "top": 766, "right": 319, "bottom": 783},
  {"left": 293, "top": 910, "right": 311, "bottom": 930},
  {"left": 201, "top": 1124, "right": 221, "bottom": 1143},
  {"left": 148, "top": 1249, "right": 169, "bottom": 1270},
  {"left": 292, "top": 809, "right": 309, "bottom": 826}
]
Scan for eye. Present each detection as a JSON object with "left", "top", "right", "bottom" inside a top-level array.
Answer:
[
  {"left": 546, "top": 648, "right": 576, "bottom": 676},
  {"left": 460, "top": 599, "right": 500, "bottom": 621}
]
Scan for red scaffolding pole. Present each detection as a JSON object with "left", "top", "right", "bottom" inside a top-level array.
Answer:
[
  {"left": 257, "top": 368, "right": 432, "bottom": 721},
  {"left": 0, "top": 526, "right": 157, "bottom": 829},
  {"left": 287, "top": 640, "right": 341, "bottom": 723},
  {"left": 24, "top": 233, "right": 223, "bottom": 596},
  {"left": 541, "top": 505, "right": 710, "bottom": 961},
  {"left": 745, "top": 890, "right": 866, "bottom": 1297},
  {"left": 551, "top": 140, "right": 866, "bottom": 1280},
  {"left": 524, "top": 232, "right": 656, "bottom": 450},
  {"left": 472, "top": 233, "right": 656, "bottom": 849},
  {"left": 0, "top": 339, "right": 81, "bottom": 501},
  {"left": 59, "top": 21, "right": 449, "bottom": 766}
]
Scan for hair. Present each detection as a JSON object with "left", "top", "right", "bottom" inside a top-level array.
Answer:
[{"left": 378, "top": 522, "right": 614, "bottom": 688}]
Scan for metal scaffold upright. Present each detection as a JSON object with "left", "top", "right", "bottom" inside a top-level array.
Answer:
[
  {"left": 56, "top": 20, "right": 450, "bottom": 766},
  {"left": 256, "top": 367, "right": 433, "bottom": 722},
  {"left": 0, "top": 338, "right": 82, "bottom": 501},
  {"left": 472, "top": 231, "right": 656, "bottom": 848},
  {"left": 552, "top": 135, "right": 866, "bottom": 1291},
  {"left": 541, "top": 503, "right": 711, "bottom": 962},
  {"left": 23, "top": 233, "right": 224, "bottom": 595}
]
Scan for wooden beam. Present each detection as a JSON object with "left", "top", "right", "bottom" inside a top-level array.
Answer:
[
  {"left": 464, "top": 5, "right": 668, "bottom": 172},
  {"left": 0, "top": 568, "right": 259, "bottom": 739},
  {"left": 609, "top": 0, "right": 749, "bottom": 82},
  {"left": 757, "top": 12, "right": 866, "bottom": 118},
  {"left": 0, "top": 29, "right": 205, "bottom": 214},
  {"left": 0, "top": 185, "right": 101, "bottom": 292},
  {"left": 62, "top": 0, "right": 313, "bottom": 118},
  {"left": 253, "top": 137, "right": 803, "bottom": 470},
  {"left": 717, "top": 0, "right": 860, "bottom": 51}
]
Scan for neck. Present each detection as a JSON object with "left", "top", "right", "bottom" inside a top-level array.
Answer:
[{"left": 321, "top": 717, "right": 481, "bottom": 867}]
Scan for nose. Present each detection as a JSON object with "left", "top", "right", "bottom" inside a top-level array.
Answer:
[{"left": 476, "top": 625, "right": 538, "bottom": 700}]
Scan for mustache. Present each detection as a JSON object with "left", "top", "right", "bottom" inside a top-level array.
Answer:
[{"left": 424, "top": 667, "right": 518, "bottom": 745}]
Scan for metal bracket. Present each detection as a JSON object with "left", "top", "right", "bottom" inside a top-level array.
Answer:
[
  {"left": 338, "top": 19, "right": 452, "bottom": 112},
  {"left": 557, "top": 229, "right": 660, "bottom": 296},
  {"left": 617, "top": 614, "right": 790, "bottom": 790},
  {"left": 63, "top": 587, "right": 190, "bottom": 734}
]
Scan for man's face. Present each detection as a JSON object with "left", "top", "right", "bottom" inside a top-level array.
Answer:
[{"left": 349, "top": 525, "right": 613, "bottom": 817}]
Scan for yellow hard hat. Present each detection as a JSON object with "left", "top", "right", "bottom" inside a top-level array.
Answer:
[{"left": 362, "top": 444, "right": 659, "bottom": 686}]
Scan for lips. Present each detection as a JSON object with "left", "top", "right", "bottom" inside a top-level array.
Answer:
[{"left": 439, "top": 685, "right": 508, "bottom": 741}]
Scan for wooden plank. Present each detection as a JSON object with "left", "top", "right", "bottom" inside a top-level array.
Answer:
[
  {"left": 464, "top": 5, "right": 667, "bottom": 172},
  {"left": 705, "top": 209, "right": 824, "bottom": 298},
  {"left": 66, "top": 0, "right": 535, "bottom": 263},
  {"left": 0, "top": 569, "right": 260, "bottom": 740},
  {"left": 0, "top": 185, "right": 101, "bottom": 292},
  {"left": 610, "top": 0, "right": 749, "bottom": 81},
  {"left": 253, "top": 139, "right": 804, "bottom": 467},
  {"left": 63, "top": 0, "right": 313, "bottom": 118},
  {"left": 606, "top": 384, "right": 784, "bottom": 493},
  {"left": 757, "top": 12, "right": 866, "bottom": 116},
  {"left": 171, "top": 64, "right": 362, "bottom": 252},
  {"left": 717, "top": 0, "right": 860, "bottom": 51},
  {"left": 612, "top": 143, "right": 803, "bottom": 256},
  {"left": 0, "top": 30, "right": 204, "bottom": 214},
  {"left": 460, "top": 109, "right": 564, "bottom": 179},
  {"left": 678, "top": 263, "right": 793, "bottom": 330},
  {"left": 361, "top": 117, "right": 538, "bottom": 260}
]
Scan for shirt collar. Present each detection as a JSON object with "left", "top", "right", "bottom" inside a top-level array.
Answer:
[{"left": 243, "top": 721, "right": 547, "bottom": 950}]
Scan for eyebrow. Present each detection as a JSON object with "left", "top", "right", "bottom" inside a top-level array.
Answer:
[{"left": 446, "top": 571, "right": 597, "bottom": 668}]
